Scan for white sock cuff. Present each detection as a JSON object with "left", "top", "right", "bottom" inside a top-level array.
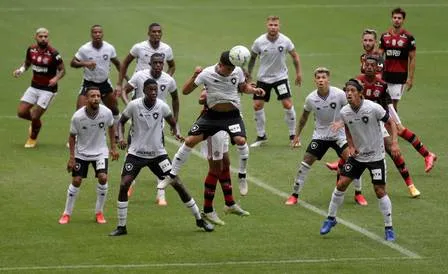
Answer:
[
  {"left": 185, "top": 198, "right": 196, "bottom": 208},
  {"left": 68, "top": 183, "right": 79, "bottom": 194},
  {"left": 300, "top": 161, "right": 311, "bottom": 169},
  {"left": 118, "top": 201, "right": 128, "bottom": 208}
]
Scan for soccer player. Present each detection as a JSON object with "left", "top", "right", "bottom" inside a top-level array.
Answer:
[
  {"left": 109, "top": 78, "right": 213, "bottom": 236},
  {"left": 13, "top": 27, "right": 65, "bottom": 148},
  {"left": 378, "top": 7, "right": 415, "bottom": 111},
  {"left": 320, "top": 79, "right": 399, "bottom": 241},
  {"left": 70, "top": 25, "right": 123, "bottom": 129},
  {"left": 285, "top": 68, "right": 367, "bottom": 206},
  {"left": 116, "top": 23, "right": 175, "bottom": 95},
  {"left": 248, "top": 15, "right": 302, "bottom": 147},
  {"left": 121, "top": 53, "right": 180, "bottom": 204},
  {"left": 198, "top": 90, "right": 250, "bottom": 225},
  {"left": 157, "top": 51, "right": 265, "bottom": 191},
  {"left": 58, "top": 87, "right": 119, "bottom": 225}
]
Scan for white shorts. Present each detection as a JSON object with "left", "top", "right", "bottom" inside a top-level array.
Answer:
[
  {"left": 20, "top": 86, "right": 56, "bottom": 109},
  {"left": 201, "top": 131, "right": 229, "bottom": 160},
  {"left": 387, "top": 104, "right": 402, "bottom": 125},
  {"left": 380, "top": 122, "right": 389, "bottom": 138},
  {"left": 386, "top": 83, "right": 404, "bottom": 100}
]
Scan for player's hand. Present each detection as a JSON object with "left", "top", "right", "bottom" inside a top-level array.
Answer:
[
  {"left": 115, "top": 85, "right": 122, "bottom": 97},
  {"left": 118, "top": 139, "right": 127, "bottom": 150},
  {"left": 348, "top": 146, "right": 359, "bottom": 158},
  {"left": 295, "top": 73, "right": 302, "bottom": 86},
  {"left": 193, "top": 66, "right": 202, "bottom": 77},
  {"left": 13, "top": 69, "right": 23, "bottom": 78},
  {"left": 254, "top": 87, "right": 265, "bottom": 97},
  {"left": 330, "top": 121, "right": 344, "bottom": 132},
  {"left": 405, "top": 78, "right": 413, "bottom": 91},
  {"left": 85, "top": 61, "right": 96, "bottom": 70},
  {"left": 390, "top": 142, "right": 401, "bottom": 159},
  {"left": 290, "top": 135, "right": 302, "bottom": 149},
  {"left": 110, "top": 149, "right": 119, "bottom": 161},
  {"left": 67, "top": 158, "right": 75, "bottom": 173},
  {"left": 48, "top": 77, "right": 58, "bottom": 87}
]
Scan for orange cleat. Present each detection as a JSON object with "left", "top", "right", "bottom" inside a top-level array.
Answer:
[
  {"left": 58, "top": 214, "right": 70, "bottom": 224},
  {"left": 285, "top": 195, "right": 298, "bottom": 205},
  {"left": 424, "top": 152, "right": 437, "bottom": 173},
  {"left": 95, "top": 212, "right": 107, "bottom": 224},
  {"left": 354, "top": 194, "right": 368, "bottom": 206},
  {"left": 325, "top": 161, "right": 339, "bottom": 171}
]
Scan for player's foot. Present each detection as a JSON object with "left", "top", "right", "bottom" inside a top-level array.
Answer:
[
  {"left": 58, "top": 214, "right": 70, "bottom": 225},
  {"left": 320, "top": 218, "right": 337, "bottom": 235},
  {"left": 156, "top": 197, "right": 167, "bottom": 206},
  {"left": 109, "top": 226, "right": 127, "bottom": 236},
  {"left": 95, "top": 212, "right": 107, "bottom": 224},
  {"left": 24, "top": 138, "right": 37, "bottom": 148},
  {"left": 238, "top": 173, "right": 248, "bottom": 196},
  {"left": 224, "top": 204, "right": 250, "bottom": 216},
  {"left": 325, "top": 161, "right": 339, "bottom": 171},
  {"left": 289, "top": 135, "right": 301, "bottom": 148},
  {"left": 385, "top": 227, "right": 395, "bottom": 241},
  {"left": 202, "top": 211, "right": 225, "bottom": 226},
  {"left": 408, "top": 184, "right": 421, "bottom": 198},
  {"left": 196, "top": 219, "right": 214, "bottom": 232},
  {"left": 157, "top": 176, "right": 175, "bottom": 189},
  {"left": 354, "top": 194, "right": 368, "bottom": 206},
  {"left": 250, "top": 135, "right": 267, "bottom": 148},
  {"left": 424, "top": 152, "right": 437, "bottom": 173},
  {"left": 285, "top": 195, "right": 298, "bottom": 205}
]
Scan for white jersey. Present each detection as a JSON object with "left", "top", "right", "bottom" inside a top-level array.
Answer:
[
  {"left": 194, "top": 64, "right": 245, "bottom": 108},
  {"left": 74, "top": 41, "right": 117, "bottom": 83},
  {"left": 129, "top": 40, "right": 173, "bottom": 72},
  {"left": 70, "top": 105, "right": 113, "bottom": 161},
  {"left": 304, "top": 86, "right": 347, "bottom": 140},
  {"left": 340, "top": 99, "right": 388, "bottom": 162},
  {"left": 251, "top": 33, "right": 295, "bottom": 83},
  {"left": 122, "top": 98, "right": 171, "bottom": 159},
  {"left": 127, "top": 69, "right": 177, "bottom": 101}
]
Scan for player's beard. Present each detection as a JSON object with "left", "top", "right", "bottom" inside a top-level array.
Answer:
[{"left": 37, "top": 41, "right": 48, "bottom": 48}]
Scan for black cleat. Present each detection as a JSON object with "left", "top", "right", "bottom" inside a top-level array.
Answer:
[
  {"left": 109, "top": 226, "right": 127, "bottom": 236},
  {"left": 196, "top": 219, "right": 214, "bottom": 232}
]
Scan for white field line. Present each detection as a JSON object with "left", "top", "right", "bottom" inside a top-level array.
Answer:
[
  {"left": 0, "top": 256, "right": 417, "bottom": 271},
  {"left": 164, "top": 137, "right": 421, "bottom": 259}
]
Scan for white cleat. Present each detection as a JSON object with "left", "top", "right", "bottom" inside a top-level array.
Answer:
[
  {"left": 250, "top": 135, "right": 267, "bottom": 148},
  {"left": 239, "top": 177, "right": 248, "bottom": 196},
  {"left": 202, "top": 211, "right": 225, "bottom": 226},
  {"left": 224, "top": 204, "right": 250, "bottom": 216}
]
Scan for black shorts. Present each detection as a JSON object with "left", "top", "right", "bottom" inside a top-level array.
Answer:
[
  {"left": 72, "top": 158, "right": 108, "bottom": 178},
  {"left": 187, "top": 109, "right": 246, "bottom": 141},
  {"left": 340, "top": 157, "right": 387, "bottom": 185},
  {"left": 79, "top": 79, "right": 113, "bottom": 97},
  {"left": 253, "top": 79, "right": 291, "bottom": 102},
  {"left": 121, "top": 154, "right": 172, "bottom": 180},
  {"left": 306, "top": 139, "right": 348, "bottom": 160}
]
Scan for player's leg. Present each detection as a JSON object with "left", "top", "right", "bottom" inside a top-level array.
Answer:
[
  {"left": 386, "top": 83, "right": 403, "bottom": 111},
  {"left": 251, "top": 81, "right": 270, "bottom": 147},
  {"left": 59, "top": 159, "right": 87, "bottom": 224},
  {"left": 276, "top": 79, "right": 297, "bottom": 145},
  {"left": 17, "top": 87, "right": 41, "bottom": 148},
  {"left": 339, "top": 143, "right": 367, "bottom": 206},
  {"left": 93, "top": 159, "right": 109, "bottom": 224}
]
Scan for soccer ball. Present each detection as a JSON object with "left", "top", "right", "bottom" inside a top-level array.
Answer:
[{"left": 229, "top": 45, "right": 251, "bottom": 67}]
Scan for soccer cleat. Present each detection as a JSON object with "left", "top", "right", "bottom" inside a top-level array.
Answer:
[
  {"left": 238, "top": 174, "right": 248, "bottom": 196},
  {"left": 354, "top": 194, "right": 368, "bottom": 206},
  {"left": 24, "top": 138, "right": 37, "bottom": 148},
  {"left": 325, "top": 161, "right": 339, "bottom": 171},
  {"left": 157, "top": 176, "right": 175, "bottom": 189},
  {"left": 424, "top": 152, "right": 437, "bottom": 173},
  {"left": 156, "top": 197, "right": 168, "bottom": 206},
  {"left": 202, "top": 211, "right": 225, "bottom": 226},
  {"left": 109, "top": 226, "right": 127, "bottom": 236},
  {"left": 320, "top": 218, "right": 337, "bottom": 235},
  {"left": 285, "top": 195, "right": 298, "bottom": 205},
  {"left": 408, "top": 184, "right": 421, "bottom": 198},
  {"left": 385, "top": 227, "right": 395, "bottom": 241},
  {"left": 196, "top": 219, "right": 214, "bottom": 232},
  {"left": 250, "top": 135, "right": 267, "bottom": 148},
  {"left": 58, "top": 214, "right": 70, "bottom": 224},
  {"left": 224, "top": 204, "right": 250, "bottom": 216},
  {"left": 95, "top": 212, "right": 107, "bottom": 224}
]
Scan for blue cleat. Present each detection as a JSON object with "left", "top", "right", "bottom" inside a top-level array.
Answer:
[
  {"left": 385, "top": 227, "right": 395, "bottom": 241},
  {"left": 320, "top": 218, "right": 337, "bottom": 235}
]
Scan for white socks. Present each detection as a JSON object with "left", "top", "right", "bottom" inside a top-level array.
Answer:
[
  {"left": 353, "top": 178, "right": 362, "bottom": 191},
  {"left": 237, "top": 143, "right": 249, "bottom": 174},
  {"left": 284, "top": 107, "right": 296, "bottom": 136},
  {"left": 95, "top": 183, "right": 108, "bottom": 214},
  {"left": 185, "top": 199, "right": 201, "bottom": 220},
  {"left": 63, "top": 183, "right": 79, "bottom": 215},
  {"left": 328, "top": 188, "right": 346, "bottom": 217},
  {"left": 378, "top": 195, "right": 393, "bottom": 227},
  {"left": 254, "top": 109, "right": 266, "bottom": 137},
  {"left": 117, "top": 201, "right": 128, "bottom": 227},
  {"left": 170, "top": 143, "right": 192, "bottom": 176},
  {"left": 293, "top": 161, "right": 311, "bottom": 195}
]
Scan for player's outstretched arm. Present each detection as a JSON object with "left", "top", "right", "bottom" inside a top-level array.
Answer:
[{"left": 182, "top": 67, "right": 202, "bottom": 95}]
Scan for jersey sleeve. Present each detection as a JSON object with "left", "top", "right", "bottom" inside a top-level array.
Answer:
[
  {"left": 110, "top": 45, "right": 117, "bottom": 59},
  {"left": 161, "top": 101, "right": 172, "bottom": 118},
  {"left": 237, "top": 67, "right": 246, "bottom": 84},
  {"left": 127, "top": 72, "right": 139, "bottom": 88},
  {"left": 373, "top": 102, "right": 388, "bottom": 122},
  {"left": 52, "top": 50, "right": 63, "bottom": 65},
  {"left": 129, "top": 43, "right": 139, "bottom": 57},
  {"left": 408, "top": 35, "right": 416, "bottom": 51},
  {"left": 286, "top": 37, "right": 295, "bottom": 52},
  {"left": 165, "top": 46, "right": 174, "bottom": 61},
  {"left": 194, "top": 71, "right": 205, "bottom": 86},
  {"left": 106, "top": 109, "right": 114, "bottom": 127},
  {"left": 378, "top": 83, "right": 392, "bottom": 110},
  {"left": 168, "top": 78, "right": 177, "bottom": 93},
  {"left": 251, "top": 39, "right": 260, "bottom": 54},
  {"left": 69, "top": 115, "right": 78, "bottom": 135},
  {"left": 25, "top": 47, "right": 31, "bottom": 62},
  {"left": 303, "top": 95, "right": 313, "bottom": 112},
  {"left": 121, "top": 102, "right": 134, "bottom": 119},
  {"left": 74, "top": 46, "right": 84, "bottom": 60}
]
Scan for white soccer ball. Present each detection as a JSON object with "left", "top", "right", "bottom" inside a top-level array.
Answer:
[{"left": 229, "top": 45, "right": 251, "bottom": 67}]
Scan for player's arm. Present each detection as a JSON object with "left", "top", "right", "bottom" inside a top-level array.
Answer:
[
  {"left": 247, "top": 51, "right": 258, "bottom": 78},
  {"left": 289, "top": 110, "right": 310, "bottom": 148},
  {"left": 170, "top": 90, "right": 180, "bottom": 122},
  {"left": 49, "top": 61, "right": 66, "bottom": 87},
  {"left": 167, "top": 59, "right": 176, "bottom": 76},
  {"left": 70, "top": 56, "right": 96, "bottom": 70},
  {"left": 383, "top": 113, "right": 400, "bottom": 158},
  {"left": 121, "top": 83, "right": 135, "bottom": 105},
  {"left": 118, "top": 53, "right": 135, "bottom": 88},
  {"left": 117, "top": 113, "right": 130, "bottom": 150},
  {"left": 344, "top": 124, "right": 358, "bottom": 157},
  {"left": 66, "top": 133, "right": 76, "bottom": 172},
  {"left": 111, "top": 57, "right": 129, "bottom": 82},
  {"left": 289, "top": 49, "right": 302, "bottom": 86},
  {"left": 182, "top": 66, "right": 202, "bottom": 95},
  {"left": 107, "top": 124, "right": 119, "bottom": 161},
  {"left": 164, "top": 114, "right": 183, "bottom": 141},
  {"left": 406, "top": 50, "right": 416, "bottom": 91}
]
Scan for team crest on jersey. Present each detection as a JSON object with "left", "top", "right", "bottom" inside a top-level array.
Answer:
[
  {"left": 125, "top": 163, "right": 133, "bottom": 171},
  {"left": 160, "top": 85, "right": 166, "bottom": 91},
  {"left": 397, "top": 40, "right": 404, "bottom": 47},
  {"left": 74, "top": 163, "right": 81, "bottom": 171},
  {"left": 362, "top": 116, "right": 369, "bottom": 124},
  {"left": 230, "top": 78, "right": 237, "bottom": 85},
  {"left": 330, "top": 102, "right": 337, "bottom": 109},
  {"left": 99, "top": 122, "right": 105, "bottom": 128},
  {"left": 42, "top": 57, "right": 49, "bottom": 64},
  {"left": 344, "top": 163, "right": 353, "bottom": 172},
  {"left": 103, "top": 54, "right": 108, "bottom": 60},
  {"left": 278, "top": 46, "right": 284, "bottom": 52},
  {"left": 190, "top": 124, "right": 199, "bottom": 132},
  {"left": 153, "top": 113, "right": 159, "bottom": 119},
  {"left": 310, "top": 141, "right": 318, "bottom": 149}
]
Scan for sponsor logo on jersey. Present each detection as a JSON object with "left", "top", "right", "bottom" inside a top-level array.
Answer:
[
  {"left": 32, "top": 65, "right": 48, "bottom": 73},
  {"left": 386, "top": 49, "right": 401, "bottom": 57}
]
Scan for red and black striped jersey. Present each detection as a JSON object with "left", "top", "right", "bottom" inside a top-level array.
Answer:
[
  {"left": 379, "top": 28, "right": 415, "bottom": 84},
  {"left": 26, "top": 44, "right": 63, "bottom": 92},
  {"left": 356, "top": 74, "right": 391, "bottom": 110}
]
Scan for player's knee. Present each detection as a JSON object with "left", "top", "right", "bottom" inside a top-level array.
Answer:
[
  {"left": 374, "top": 184, "right": 386, "bottom": 198},
  {"left": 253, "top": 100, "right": 264, "bottom": 111},
  {"left": 97, "top": 173, "right": 108, "bottom": 184},
  {"left": 282, "top": 99, "right": 293, "bottom": 109},
  {"left": 72, "top": 177, "right": 82, "bottom": 187}
]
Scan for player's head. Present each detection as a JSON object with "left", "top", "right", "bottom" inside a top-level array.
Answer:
[
  {"left": 344, "top": 79, "right": 364, "bottom": 104},
  {"left": 363, "top": 55, "right": 379, "bottom": 76},
  {"left": 85, "top": 86, "right": 101, "bottom": 109},
  {"left": 313, "top": 67, "right": 330, "bottom": 89},
  {"left": 362, "top": 29, "right": 377, "bottom": 52},
  {"left": 391, "top": 7, "right": 406, "bottom": 28},
  {"left": 266, "top": 15, "right": 280, "bottom": 37},
  {"left": 90, "top": 24, "right": 104, "bottom": 42},
  {"left": 35, "top": 27, "right": 49, "bottom": 48},
  {"left": 143, "top": 78, "right": 158, "bottom": 102},
  {"left": 150, "top": 53, "right": 165, "bottom": 75},
  {"left": 218, "top": 51, "right": 235, "bottom": 77},
  {"left": 148, "top": 23, "right": 162, "bottom": 42}
]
